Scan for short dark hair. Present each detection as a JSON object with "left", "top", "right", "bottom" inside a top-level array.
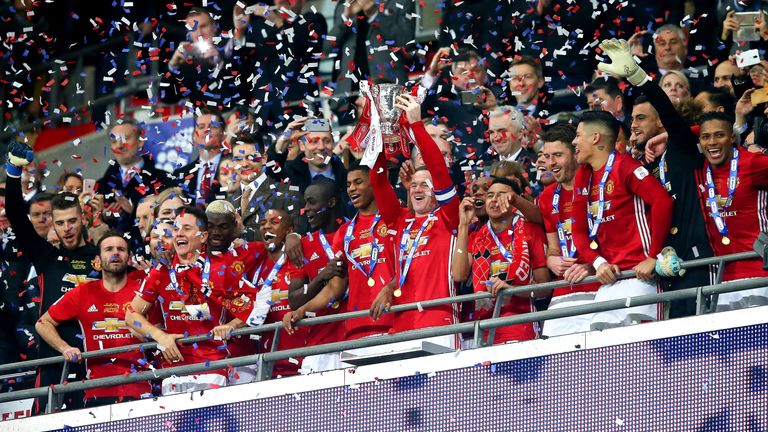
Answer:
[
  {"left": 186, "top": 6, "right": 213, "bottom": 21},
  {"left": 698, "top": 87, "right": 736, "bottom": 114},
  {"left": 699, "top": 111, "right": 735, "bottom": 130},
  {"left": 96, "top": 230, "right": 128, "bottom": 252},
  {"left": 175, "top": 205, "right": 208, "bottom": 230},
  {"left": 194, "top": 106, "right": 224, "bottom": 127},
  {"left": 585, "top": 77, "right": 622, "bottom": 99},
  {"left": 490, "top": 176, "right": 523, "bottom": 196},
  {"left": 111, "top": 116, "right": 144, "bottom": 136},
  {"left": 634, "top": 95, "right": 650, "bottom": 106},
  {"left": 510, "top": 56, "right": 543, "bottom": 79},
  {"left": 541, "top": 124, "right": 576, "bottom": 151},
  {"left": 51, "top": 193, "right": 82, "bottom": 213},
  {"left": 29, "top": 191, "right": 53, "bottom": 207},
  {"left": 579, "top": 110, "right": 620, "bottom": 144},
  {"left": 347, "top": 160, "right": 370, "bottom": 176}
]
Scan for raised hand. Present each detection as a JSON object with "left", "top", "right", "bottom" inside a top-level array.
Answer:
[{"left": 597, "top": 38, "right": 649, "bottom": 86}]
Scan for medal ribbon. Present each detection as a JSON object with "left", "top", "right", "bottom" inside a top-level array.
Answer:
[
  {"left": 317, "top": 229, "right": 336, "bottom": 260},
  {"left": 397, "top": 212, "right": 434, "bottom": 288},
  {"left": 552, "top": 185, "right": 576, "bottom": 258},
  {"left": 587, "top": 151, "right": 616, "bottom": 243},
  {"left": 261, "top": 250, "right": 286, "bottom": 292},
  {"left": 486, "top": 214, "right": 521, "bottom": 264},
  {"left": 705, "top": 148, "right": 739, "bottom": 240},
  {"left": 344, "top": 213, "right": 382, "bottom": 278}
]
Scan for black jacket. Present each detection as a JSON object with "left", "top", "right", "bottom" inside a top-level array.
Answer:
[
  {"left": 173, "top": 156, "right": 225, "bottom": 205},
  {"left": 266, "top": 148, "right": 354, "bottom": 217}
]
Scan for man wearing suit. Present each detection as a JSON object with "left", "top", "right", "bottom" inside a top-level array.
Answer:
[
  {"left": 96, "top": 118, "right": 173, "bottom": 250},
  {"left": 266, "top": 117, "right": 352, "bottom": 218},
  {"left": 174, "top": 107, "right": 228, "bottom": 206},
  {"left": 329, "top": 0, "right": 415, "bottom": 124}
]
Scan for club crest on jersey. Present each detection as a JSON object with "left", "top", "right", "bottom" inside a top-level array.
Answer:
[
  {"left": 92, "top": 317, "right": 127, "bottom": 332},
  {"left": 377, "top": 224, "right": 388, "bottom": 237},
  {"left": 591, "top": 180, "right": 615, "bottom": 196},
  {"left": 91, "top": 257, "right": 102, "bottom": 272},
  {"left": 231, "top": 260, "right": 245, "bottom": 273}
]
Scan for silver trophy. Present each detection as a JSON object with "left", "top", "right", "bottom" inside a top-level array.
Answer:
[{"left": 372, "top": 83, "right": 403, "bottom": 150}]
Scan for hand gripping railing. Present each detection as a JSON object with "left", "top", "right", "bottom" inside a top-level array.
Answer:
[{"left": 0, "top": 251, "right": 763, "bottom": 412}]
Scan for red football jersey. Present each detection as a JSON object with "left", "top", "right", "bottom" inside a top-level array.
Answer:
[
  {"left": 138, "top": 254, "right": 257, "bottom": 375},
  {"left": 572, "top": 153, "right": 673, "bottom": 269},
  {"left": 258, "top": 254, "right": 307, "bottom": 376},
  {"left": 216, "top": 241, "right": 268, "bottom": 360},
  {"left": 538, "top": 183, "right": 600, "bottom": 296},
  {"left": 700, "top": 151, "right": 768, "bottom": 281},
  {"left": 469, "top": 219, "right": 547, "bottom": 343},
  {"left": 370, "top": 121, "right": 461, "bottom": 335},
  {"left": 332, "top": 213, "right": 395, "bottom": 340},
  {"left": 284, "top": 231, "right": 345, "bottom": 346},
  {"left": 48, "top": 279, "right": 150, "bottom": 399}
]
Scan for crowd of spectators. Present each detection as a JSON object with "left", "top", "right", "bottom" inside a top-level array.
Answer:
[{"left": 1, "top": 0, "right": 768, "bottom": 414}]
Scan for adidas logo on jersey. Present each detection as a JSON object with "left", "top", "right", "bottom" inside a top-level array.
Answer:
[
  {"left": 309, "top": 252, "right": 320, "bottom": 261},
  {"left": 87, "top": 305, "right": 98, "bottom": 313}
]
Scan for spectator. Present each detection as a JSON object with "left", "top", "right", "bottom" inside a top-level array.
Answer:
[
  {"left": 453, "top": 177, "right": 550, "bottom": 345},
  {"left": 585, "top": 77, "right": 627, "bottom": 122},
  {"left": 660, "top": 70, "right": 691, "bottom": 103},
  {"left": 135, "top": 194, "right": 158, "bottom": 240},
  {"left": 568, "top": 111, "right": 673, "bottom": 330},
  {"left": 160, "top": 7, "right": 238, "bottom": 110},
  {"left": 713, "top": 59, "right": 743, "bottom": 95},
  {"left": 153, "top": 187, "right": 189, "bottom": 220},
  {"left": 505, "top": 57, "right": 550, "bottom": 117},
  {"left": 97, "top": 118, "right": 173, "bottom": 251},
  {"left": 485, "top": 106, "right": 538, "bottom": 186},
  {"left": 127, "top": 205, "right": 269, "bottom": 394},
  {"left": 36, "top": 232, "right": 151, "bottom": 407},
  {"left": 421, "top": 49, "right": 497, "bottom": 159},
  {"left": 329, "top": 0, "right": 415, "bottom": 124},
  {"left": 56, "top": 172, "right": 83, "bottom": 195},
  {"left": 266, "top": 117, "right": 351, "bottom": 217},
  {"left": 694, "top": 87, "right": 736, "bottom": 114},
  {"left": 174, "top": 108, "right": 228, "bottom": 206}
]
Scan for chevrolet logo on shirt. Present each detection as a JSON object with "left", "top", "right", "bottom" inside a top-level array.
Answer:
[
  {"left": 351, "top": 242, "right": 384, "bottom": 260},
  {"left": 168, "top": 301, "right": 186, "bottom": 312},
  {"left": 588, "top": 201, "right": 612, "bottom": 216},
  {"left": 92, "top": 318, "right": 127, "bottom": 332}
]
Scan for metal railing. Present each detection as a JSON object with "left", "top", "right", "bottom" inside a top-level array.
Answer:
[{"left": 0, "top": 251, "right": 764, "bottom": 414}]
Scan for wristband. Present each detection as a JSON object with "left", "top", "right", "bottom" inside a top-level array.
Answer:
[{"left": 5, "top": 162, "right": 22, "bottom": 178}]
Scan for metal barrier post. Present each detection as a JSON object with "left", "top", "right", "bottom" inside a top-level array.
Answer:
[
  {"left": 483, "top": 293, "right": 505, "bottom": 347},
  {"left": 709, "top": 259, "right": 726, "bottom": 313},
  {"left": 695, "top": 287, "right": 705, "bottom": 316},
  {"left": 257, "top": 328, "right": 282, "bottom": 381}
]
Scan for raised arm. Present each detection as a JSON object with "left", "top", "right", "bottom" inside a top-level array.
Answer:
[
  {"left": 452, "top": 197, "right": 475, "bottom": 282},
  {"left": 597, "top": 38, "right": 698, "bottom": 153},
  {"left": 396, "top": 94, "right": 460, "bottom": 229},
  {"left": 370, "top": 150, "right": 403, "bottom": 227},
  {"left": 4, "top": 143, "right": 51, "bottom": 259}
]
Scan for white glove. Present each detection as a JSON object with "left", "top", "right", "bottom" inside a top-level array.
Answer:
[{"left": 597, "top": 39, "right": 649, "bottom": 87}]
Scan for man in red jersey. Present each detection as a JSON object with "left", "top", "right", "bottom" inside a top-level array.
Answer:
[
  {"left": 255, "top": 208, "right": 308, "bottom": 377},
  {"left": 569, "top": 111, "right": 673, "bottom": 330},
  {"left": 368, "top": 93, "right": 461, "bottom": 349},
  {"left": 537, "top": 125, "right": 601, "bottom": 336},
  {"left": 453, "top": 178, "right": 550, "bottom": 345},
  {"left": 283, "top": 165, "right": 395, "bottom": 365},
  {"left": 36, "top": 232, "right": 151, "bottom": 407},
  {"left": 695, "top": 112, "right": 768, "bottom": 310},
  {"left": 205, "top": 200, "right": 269, "bottom": 384},
  {"left": 281, "top": 177, "right": 344, "bottom": 373},
  {"left": 126, "top": 206, "right": 269, "bottom": 394}
]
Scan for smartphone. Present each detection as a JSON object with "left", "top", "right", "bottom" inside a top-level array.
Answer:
[
  {"left": 460, "top": 91, "right": 477, "bottom": 105},
  {"left": 304, "top": 118, "right": 331, "bottom": 132},
  {"left": 732, "top": 75, "right": 754, "bottom": 101},
  {"left": 734, "top": 12, "right": 761, "bottom": 42},
  {"left": 736, "top": 49, "right": 761, "bottom": 69},
  {"left": 83, "top": 178, "right": 96, "bottom": 194}
]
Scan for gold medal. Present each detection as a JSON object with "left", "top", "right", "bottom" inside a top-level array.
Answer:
[
  {"left": 590, "top": 240, "right": 598, "bottom": 250},
  {"left": 331, "top": 301, "right": 340, "bottom": 309},
  {"left": 670, "top": 227, "right": 678, "bottom": 235},
  {"left": 393, "top": 288, "right": 402, "bottom": 298},
  {"left": 367, "top": 277, "right": 375, "bottom": 287},
  {"left": 722, "top": 236, "right": 730, "bottom": 245}
]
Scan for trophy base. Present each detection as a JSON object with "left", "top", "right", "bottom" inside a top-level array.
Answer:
[{"left": 383, "top": 134, "right": 401, "bottom": 158}]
